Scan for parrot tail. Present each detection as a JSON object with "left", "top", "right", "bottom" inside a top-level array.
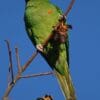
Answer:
[{"left": 54, "top": 68, "right": 76, "bottom": 100}]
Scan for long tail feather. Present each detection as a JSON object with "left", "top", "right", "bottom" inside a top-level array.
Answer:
[{"left": 54, "top": 68, "right": 76, "bottom": 100}]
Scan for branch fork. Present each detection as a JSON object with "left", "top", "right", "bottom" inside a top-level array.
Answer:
[{"left": 3, "top": 41, "right": 53, "bottom": 100}]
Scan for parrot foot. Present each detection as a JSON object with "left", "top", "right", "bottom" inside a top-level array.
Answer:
[{"left": 36, "top": 44, "right": 43, "bottom": 52}]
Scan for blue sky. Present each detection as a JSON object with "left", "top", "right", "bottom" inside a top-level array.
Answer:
[{"left": 0, "top": 0, "right": 100, "bottom": 100}]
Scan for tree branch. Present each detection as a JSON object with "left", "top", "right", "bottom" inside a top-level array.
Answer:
[
  {"left": 3, "top": 41, "right": 53, "bottom": 100},
  {"left": 19, "top": 71, "right": 53, "bottom": 78},
  {"left": 22, "top": 50, "right": 38, "bottom": 72},
  {"left": 64, "top": 0, "right": 75, "bottom": 17},
  {"left": 15, "top": 47, "right": 21, "bottom": 73},
  {"left": 5, "top": 40, "right": 14, "bottom": 84}
]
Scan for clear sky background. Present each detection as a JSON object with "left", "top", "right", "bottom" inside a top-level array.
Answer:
[{"left": 0, "top": 0, "right": 100, "bottom": 100}]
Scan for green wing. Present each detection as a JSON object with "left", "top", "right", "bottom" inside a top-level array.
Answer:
[
  {"left": 65, "top": 35, "right": 70, "bottom": 67},
  {"left": 24, "top": 0, "right": 62, "bottom": 46}
]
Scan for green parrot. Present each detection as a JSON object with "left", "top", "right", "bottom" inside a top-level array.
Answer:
[{"left": 24, "top": 0, "right": 76, "bottom": 100}]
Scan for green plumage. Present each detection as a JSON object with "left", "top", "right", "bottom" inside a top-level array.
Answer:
[
  {"left": 24, "top": 0, "right": 76, "bottom": 99},
  {"left": 24, "top": 0, "right": 62, "bottom": 45}
]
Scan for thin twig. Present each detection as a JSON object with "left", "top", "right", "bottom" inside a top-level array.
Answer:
[
  {"left": 20, "top": 71, "right": 53, "bottom": 78},
  {"left": 5, "top": 40, "right": 14, "bottom": 84},
  {"left": 22, "top": 50, "right": 38, "bottom": 72},
  {"left": 15, "top": 47, "right": 22, "bottom": 73},
  {"left": 3, "top": 41, "right": 39, "bottom": 99},
  {"left": 64, "top": 0, "right": 75, "bottom": 17}
]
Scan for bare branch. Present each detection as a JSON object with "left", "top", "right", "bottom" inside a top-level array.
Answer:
[
  {"left": 22, "top": 50, "right": 38, "bottom": 72},
  {"left": 64, "top": 0, "right": 75, "bottom": 17},
  {"left": 5, "top": 40, "right": 14, "bottom": 84},
  {"left": 3, "top": 74, "right": 21, "bottom": 99},
  {"left": 3, "top": 71, "right": 53, "bottom": 99},
  {"left": 20, "top": 71, "right": 53, "bottom": 78},
  {"left": 15, "top": 47, "right": 22, "bottom": 73},
  {"left": 3, "top": 41, "right": 54, "bottom": 100},
  {"left": 3, "top": 49, "right": 38, "bottom": 99}
]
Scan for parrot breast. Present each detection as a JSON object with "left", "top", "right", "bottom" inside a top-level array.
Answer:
[{"left": 24, "top": 0, "right": 62, "bottom": 45}]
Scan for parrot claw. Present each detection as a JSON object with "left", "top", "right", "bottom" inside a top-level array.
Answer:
[{"left": 36, "top": 44, "right": 43, "bottom": 52}]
